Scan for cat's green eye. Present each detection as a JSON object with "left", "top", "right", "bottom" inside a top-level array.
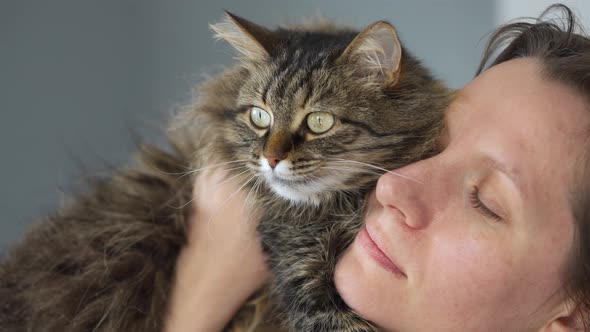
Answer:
[
  {"left": 250, "top": 106, "right": 271, "bottom": 129},
  {"left": 306, "top": 112, "right": 335, "bottom": 134}
]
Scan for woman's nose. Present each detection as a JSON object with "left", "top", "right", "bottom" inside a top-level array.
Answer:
[{"left": 375, "top": 162, "right": 433, "bottom": 230}]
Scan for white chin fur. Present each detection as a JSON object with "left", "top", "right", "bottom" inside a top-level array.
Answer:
[
  {"left": 260, "top": 158, "right": 342, "bottom": 206},
  {"left": 268, "top": 182, "right": 323, "bottom": 206}
]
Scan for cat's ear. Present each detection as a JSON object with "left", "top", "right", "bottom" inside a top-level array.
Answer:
[
  {"left": 210, "top": 11, "right": 276, "bottom": 61},
  {"left": 338, "top": 21, "right": 402, "bottom": 86}
]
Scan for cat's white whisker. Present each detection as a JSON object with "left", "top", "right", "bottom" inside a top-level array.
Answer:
[
  {"left": 154, "top": 159, "right": 250, "bottom": 178},
  {"left": 176, "top": 164, "right": 249, "bottom": 181},
  {"left": 236, "top": 177, "right": 262, "bottom": 252},
  {"left": 167, "top": 193, "right": 199, "bottom": 210},
  {"left": 153, "top": 167, "right": 193, "bottom": 177},
  {"left": 321, "top": 166, "right": 382, "bottom": 176},
  {"left": 167, "top": 168, "right": 251, "bottom": 210},
  {"left": 243, "top": 176, "right": 263, "bottom": 226},
  {"left": 178, "top": 164, "right": 249, "bottom": 182},
  {"left": 180, "top": 160, "right": 252, "bottom": 179},
  {"left": 205, "top": 174, "right": 257, "bottom": 240},
  {"left": 243, "top": 177, "right": 258, "bottom": 208},
  {"left": 244, "top": 176, "right": 267, "bottom": 232},
  {"left": 327, "top": 158, "right": 424, "bottom": 184}
]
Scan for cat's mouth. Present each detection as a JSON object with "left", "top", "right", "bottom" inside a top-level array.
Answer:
[
  {"left": 259, "top": 158, "right": 308, "bottom": 184},
  {"left": 266, "top": 172, "right": 307, "bottom": 185},
  {"left": 256, "top": 158, "right": 322, "bottom": 204}
]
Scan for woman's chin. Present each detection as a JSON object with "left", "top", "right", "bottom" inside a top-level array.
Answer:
[
  {"left": 334, "top": 242, "right": 384, "bottom": 326},
  {"left": 334, "top": 233, "right": 405, "bottom": 332},
  {"left": 334, "top": 247, "right": 360, "bottom": 312}
]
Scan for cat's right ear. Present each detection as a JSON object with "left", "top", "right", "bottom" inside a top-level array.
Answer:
[
  {"left": 210, "top": 11, "right": 276, "bottom": 61},
  {"left": 337, "top": 21, "right": 403, "bottom": 86}
]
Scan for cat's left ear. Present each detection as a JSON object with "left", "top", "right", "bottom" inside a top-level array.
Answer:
[
  {"left": 210, "top": 11, "right": 277, "bottom": 61},
  {"left": 338, "top": 21, "right": 402, "bottom": 86}
]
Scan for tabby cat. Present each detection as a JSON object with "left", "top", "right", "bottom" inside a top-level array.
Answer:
[{"left": 0, "top": 12, "right": 450, "bottom": 332}]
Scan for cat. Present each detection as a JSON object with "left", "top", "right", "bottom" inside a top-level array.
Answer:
[
  {"left": 0, "top": 12, "right": 450, "bottom": 332},
  {"left": 207, "top": 13, "right": 450, "bottom": 332}
]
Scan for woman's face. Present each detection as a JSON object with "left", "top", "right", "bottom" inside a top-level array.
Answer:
[{"left": 334, "top": 58, "right": 590, "bottom": 331}]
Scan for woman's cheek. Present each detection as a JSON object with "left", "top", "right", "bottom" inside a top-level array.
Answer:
[{"left": 427, "top": 231, "right": 514, "bottom": 313}]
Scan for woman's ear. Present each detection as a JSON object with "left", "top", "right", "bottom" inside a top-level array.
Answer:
[{"left": 540, "top": 302, "right": 586, "bottom": 332}]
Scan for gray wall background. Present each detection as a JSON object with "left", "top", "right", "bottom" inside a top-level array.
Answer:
[{"left": 0, "top": 0, "right": 495, "bottom": 251}]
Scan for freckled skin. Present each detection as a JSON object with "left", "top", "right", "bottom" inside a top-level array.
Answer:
[{"left": 335, "top": 59, "right": 590, "bottom": 332}]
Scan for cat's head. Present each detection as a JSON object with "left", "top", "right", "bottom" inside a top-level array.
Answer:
[{"left": 207, "top": 12, "right": 448, "bottom": 205}]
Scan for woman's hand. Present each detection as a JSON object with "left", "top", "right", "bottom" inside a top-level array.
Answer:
[{"left": 165, "top": 166, "right": 270, "bottom": 332}]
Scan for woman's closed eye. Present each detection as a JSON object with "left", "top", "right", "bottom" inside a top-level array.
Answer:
[{"left": 468, "top": 186, "right": 502, "bottom": 222}]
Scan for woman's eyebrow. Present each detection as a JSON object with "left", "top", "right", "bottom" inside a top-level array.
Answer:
[{"left": 484, "top": 155, "right": 526, "bottom": 198}]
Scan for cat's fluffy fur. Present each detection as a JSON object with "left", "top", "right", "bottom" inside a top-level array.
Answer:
[{"left": 0, "top": 13, "right": 450, "bottom": 332}]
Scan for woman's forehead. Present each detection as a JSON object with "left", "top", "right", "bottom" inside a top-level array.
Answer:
[
  {"left": 450, "top": 58, "right": 590, "bottom": 151},
  {"left": 447, "top": 58, "right": 590, "bottom": 222}
]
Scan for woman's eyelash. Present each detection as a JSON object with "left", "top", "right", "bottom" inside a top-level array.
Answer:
[{"left": 468, "top": 186, "right": 502, "bottom": 222}]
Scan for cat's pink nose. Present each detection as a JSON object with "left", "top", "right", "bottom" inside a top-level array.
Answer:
[{"left": 267, "top": 156, "right": 281, "bottom": 169}]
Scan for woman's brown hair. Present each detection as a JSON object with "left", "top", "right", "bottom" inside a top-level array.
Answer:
[{"left": 477, "top": 3, "right": 590, "bottom": 329}]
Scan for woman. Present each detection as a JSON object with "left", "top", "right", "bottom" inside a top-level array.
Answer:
[{"left": 166, "top": 5, "right": 590, "bottom": 331}]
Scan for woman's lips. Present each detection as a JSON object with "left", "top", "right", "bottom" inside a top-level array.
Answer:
[{"left": 358, "top": 226, "right": 407, "bottom": 278}]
